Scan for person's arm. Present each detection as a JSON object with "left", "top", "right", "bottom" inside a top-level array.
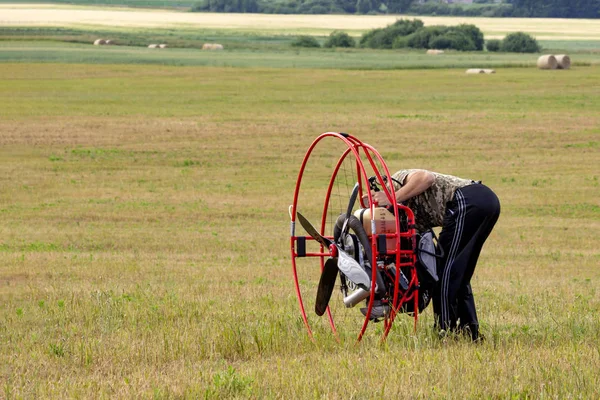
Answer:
[
  {"left": 393, "top": 170, "right": 435, "bottom": 202},
  {"left": 370, "top": 170, "right": 435, "bottom": 206}
]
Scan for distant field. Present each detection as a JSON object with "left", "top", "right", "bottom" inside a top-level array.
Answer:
[
  {"left": 1, "top": 6, "right": 599, "bottom": 70},
  {"left": 2, "top": 4, "right": 600, "bottom": 40},
  {"left": 1, "top": 4, "right": 599, "bottom": 70}
]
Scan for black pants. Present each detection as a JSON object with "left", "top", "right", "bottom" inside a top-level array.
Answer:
[{"left": 433, "top": 183, "right": 500, "bottom": 339}]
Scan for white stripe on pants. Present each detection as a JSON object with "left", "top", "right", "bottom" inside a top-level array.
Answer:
[{"left": 440, "top": 190, "right": 466, "bottom": 330}]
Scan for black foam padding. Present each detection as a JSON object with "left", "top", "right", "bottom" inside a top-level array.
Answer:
[
  {"left": 296, "top": 236, "right": 306, "bottom": 257},
  {"left": 377, "top": 234, "right": 387, "bottom": 255}
]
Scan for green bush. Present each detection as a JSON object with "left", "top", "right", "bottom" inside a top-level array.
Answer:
[
  {"left": 391, "top": 19, "right": 425, "bottom": 36},
  {"left": 324, "top": 31, "right": 356, "bottom": 48},
  {"left": 399, "top": 25, "right": 481, "bottom": 51},
  {"left": 360, "top": 19, "right": 424, "bottom": 49},
  {"left": 392, "top": 35, "right": 409, "bottom": 49},
  {"left": 486, "top": 39, "right": 501, "bottom": 52},
  {"left": 404, "top": 25, "right": 447, "bottom": 49},
  {"left": 428, "top": 35, "right": 453, "bottom": 50},
  {"left": 453, "top": 24, "right": 484, "bottom": 51},
  {"left": 500, "top": 32, "right": 541, "bottom": 53},
  {"left": 360, "top": 19, "right": 485, "bottom": 52},
  {"left": 359, "top": 29, "right": 379, "bottom": 47},
  {"left": 291, "top": 35, "right": 321, "bottom": 48},
  {"left": 429, "top": 31, "right": 476, "bottom": 51}
]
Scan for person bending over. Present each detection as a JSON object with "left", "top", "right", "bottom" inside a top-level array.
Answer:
[{"left": 369, "top": 169, "right": 500, "bottom": 341}]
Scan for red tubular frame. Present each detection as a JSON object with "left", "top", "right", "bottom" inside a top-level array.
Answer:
[{"left": 290, "top": 132, "right": 418, "bottom": 343}]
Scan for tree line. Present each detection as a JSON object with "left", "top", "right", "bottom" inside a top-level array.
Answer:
[
  {"left": 191, "top": 0, "right": 600, "bottom": 18},
  {"left": 508, "top": 0, "right": 599, "bottom": 18}
]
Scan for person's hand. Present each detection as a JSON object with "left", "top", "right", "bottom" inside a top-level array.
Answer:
[{"left": 362, "top": 191, "right": 393, "bottom": 206}]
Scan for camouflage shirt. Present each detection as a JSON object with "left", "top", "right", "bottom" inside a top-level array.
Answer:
[{"left": 391, "top": 169, "right": 473, "bottom": 231}]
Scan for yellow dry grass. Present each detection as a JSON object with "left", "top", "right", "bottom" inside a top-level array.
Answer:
[{"left": 2, "top": 4, "right": 600, "bottom": 39}]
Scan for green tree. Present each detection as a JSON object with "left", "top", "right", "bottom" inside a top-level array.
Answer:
[
  {"left": 508, "top": 0, "right": 600, "bottom": 18},
  {"left": 501, "top": 32, "right": 540, "bottom": 53},
  {"left": 385, "top": 0, "right": 415, "bottom": 13},
  {"left": 486, "top": 39, "right": 501, "bottom": 52},
  {"left": 242, "top": 0, "right": 259, "bottom": 12},
  {"left": 453, "top": 24, "right": 484, "bottom": 51},
  {"left": 291, "top": 35, "right": 321, "bottom": 47},
  {"left": 356, "top": 0, "right": 375, "bottom": 14},
  {"left": 324, "top": 31, "right": 356, "bottom": 47},
  {"left": 508, "top": 0, "right": 547, "bottom": 16},
  {"left": 335, "top": 0, "right": 357, "bottom": 12}
]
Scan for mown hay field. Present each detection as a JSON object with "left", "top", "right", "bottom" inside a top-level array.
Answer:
[
  {"left": 3, "top": 40, "right": 599, "bottom": 69},
  {"left": 0, "top": 61, "right": 599, "bottom": 398},
  {"left": 2, "top": 3, "right": 600, "bottom": 39}
]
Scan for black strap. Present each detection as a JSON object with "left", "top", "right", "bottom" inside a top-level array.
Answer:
[
  {"left": 359, "top": 208, "right": 367, "bottom": 224},
  {"left": 377, "top": 234, "right": 387, "bottom": 255},
  {"left": 296, "top": 236, "right": 306, "bottom": 257},
  {"left": 390, "top": 176, "right": 404, "bottom": 188}
]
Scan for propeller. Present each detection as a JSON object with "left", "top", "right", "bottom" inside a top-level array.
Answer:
[
  {"left": 296, "top": 211, "right": 371, "bottom": 316},
  {"left": 296, "top": 212, "right": 332, "bottom": 249},
  {"left": 315, "top": 258, "right": 338, "bottom": 316}
]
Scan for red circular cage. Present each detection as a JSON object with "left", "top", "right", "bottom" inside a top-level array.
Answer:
[{"left": 289, "top": 132, "right": 419, "bottom": 343}]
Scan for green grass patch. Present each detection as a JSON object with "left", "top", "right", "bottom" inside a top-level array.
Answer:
[
  {"left": 1, "top": 40, "right": 598, "bottom": 69},
  {"left": 0, "top": 26, "right": 297, "bottom": 50},
  {"left": 2, "top": 23, "right": 599, "bottom": 69},
  {"left": 539, "top": 39, "right": 600, "bottom": 53}
]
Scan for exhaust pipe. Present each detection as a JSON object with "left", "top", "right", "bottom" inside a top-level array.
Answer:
[{"left": 343, "top": 288, "right": 371, "bottom": 308}]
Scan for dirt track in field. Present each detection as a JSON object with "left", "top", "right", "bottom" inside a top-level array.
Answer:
[{"left": 1, "top": 4, "right": 600, "bottom": 39}]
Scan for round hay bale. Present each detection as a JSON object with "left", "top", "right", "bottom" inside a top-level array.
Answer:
[
  {"left": 466, "top": 69, "right": 485, "bottom": 74},
  {"left": 159, "top": 44, "right": 168, "bottom": 49},
  {"left": 426, "top": 49, "right": 444, "bottom": 55},
  {"left": 148, "top": 44, "right": 159, "bottom": 49},
  {"left": 202, "top": 43, "right": 214, "bottom": 50},
  {"left": 537, "top": 55, "right": 557, "bottom": 70},
  {"left": 93, "top": 39, "right": 105, "bottom": 46},
  {"left": 555, "top": 54, "right": 571, "bottom": 69},
  {"left": 213, "top": 44, "right": 224, "bottom": 50},
  {"left": 105, "top": 40, "right": 114, "bottom": 45}
]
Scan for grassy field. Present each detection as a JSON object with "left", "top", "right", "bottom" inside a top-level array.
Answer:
[
  {"left": 2, "top": 40, "right": 599, "bottom": 69},
  {"left": 0, "top": 29, "right": 598, "bottom": 70},
  {"left": 1, "top": 4, "right": 600, "bottom": 398},
  {"left": 0, "top": 60, "right": 599, "bottom": 398}
]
